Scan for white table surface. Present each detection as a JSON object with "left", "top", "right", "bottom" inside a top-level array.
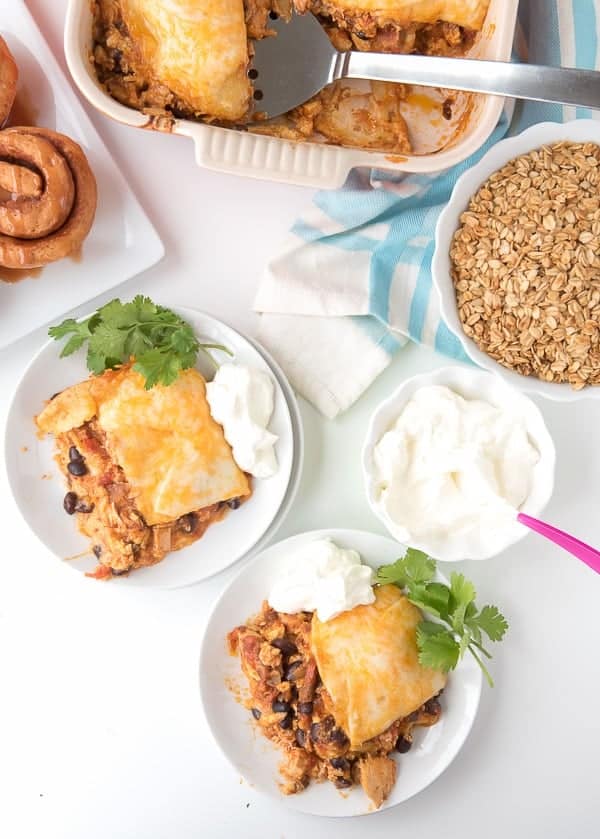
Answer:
[{"left": 1, "top": 3, "right": 599, "bottom": 837}]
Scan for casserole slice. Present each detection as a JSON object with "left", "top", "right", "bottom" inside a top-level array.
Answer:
[
  {"left": 36, "top": 365, "right": 251, "bottom": 577},
  {"left": 94, "top": 0, "right": 252, "bottom": 120}
]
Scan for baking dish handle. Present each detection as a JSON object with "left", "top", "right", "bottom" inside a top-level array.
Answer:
[{"left": 180, "top": 123, "right": 352, "bottom": 189}]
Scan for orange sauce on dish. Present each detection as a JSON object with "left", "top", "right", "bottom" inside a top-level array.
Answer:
[
  {"left": 385, "top": 154, "right": 408, "bottom": 163},
  {"left": 0, "top": 265, "right": 43, "bottom": 283},
  {"left": 405, "top": 91, "right": 440, "bottom": 115},
  {"left": 70, "top": 246, "right": 83, "bottom": 264}
]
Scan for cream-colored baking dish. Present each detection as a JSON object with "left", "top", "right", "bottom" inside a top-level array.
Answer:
[{"left": 64, "top": 0, "right": 518, "bottom": 188}]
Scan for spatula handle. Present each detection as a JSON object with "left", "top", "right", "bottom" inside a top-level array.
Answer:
[
  {"left": 517, "top": 513, "right": 600, "bottom": 575},
  {"left": 339, "top": 53, "right": 600, "bottom": 111}
]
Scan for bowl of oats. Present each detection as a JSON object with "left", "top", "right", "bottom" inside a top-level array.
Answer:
[{"left": 432, "top": 119, "right": 600, "bottom": 401}]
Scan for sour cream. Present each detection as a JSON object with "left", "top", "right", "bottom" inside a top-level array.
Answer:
[
  {"left": 372, "top": 385, "right": 540, "bottom": 558},
  {"left": 206, "top": 364, "right": 278, "bottom": 478},
  {"left": 268, "top": 539, "right": 375, "bottom": 622}
]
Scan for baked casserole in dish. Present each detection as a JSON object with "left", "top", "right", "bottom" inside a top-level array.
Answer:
[{"left": 65, "top": 0, "right": 518, "bottom": 184}]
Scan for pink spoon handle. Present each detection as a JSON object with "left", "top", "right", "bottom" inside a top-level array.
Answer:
[{"left": 517, "top": 513, "right": 600, "bottom": 575}]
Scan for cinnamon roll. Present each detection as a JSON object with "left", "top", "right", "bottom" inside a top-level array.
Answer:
[
  {"left": 0, "top": 127, "right": 97, "bottom": 270},
  {"left": 0, "top": 36, "right": 18, "bottom": 126}
]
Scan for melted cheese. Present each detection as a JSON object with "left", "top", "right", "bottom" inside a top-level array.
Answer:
[
  {"left": 119, "top": 0, "right": 251, "bottom": 120},
  {"left": 311, "top": 585, "right": 447, "bottom": 746},
  {"left": 321, "top": 0, "right": 490, "bottom": 29},
  {"left": 36, "top": 366, "right": 250, "bottom": 525}
]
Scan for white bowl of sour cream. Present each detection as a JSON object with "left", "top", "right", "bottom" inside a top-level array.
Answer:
[{"left": 362, "top": 367, "right": 556, "bottom": 561}]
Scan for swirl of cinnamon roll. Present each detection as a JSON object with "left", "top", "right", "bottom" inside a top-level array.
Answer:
[
  {"left": 0, "top": 127, "right": 97, "bottom": 269},
  {"left": 0, "top": 37, "right": 18, "bottom": 127}
]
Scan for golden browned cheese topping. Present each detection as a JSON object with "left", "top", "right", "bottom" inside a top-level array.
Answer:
[
  {"left": 117, "top": 0, "right": 251, "bottom": 120},
  {"left": 36, "top": 366, "right": 250, "bottom": 525},
  {"left": 311, "top": 585, "right": 447, "bottom": 746}
]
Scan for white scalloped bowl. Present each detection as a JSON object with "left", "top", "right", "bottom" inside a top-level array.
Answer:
[
  {"left": 432, "top": 119, "right": 600, "bottom": 402},
  {"left": 362, "top": 367, "right": 556, "bottom": 561}
]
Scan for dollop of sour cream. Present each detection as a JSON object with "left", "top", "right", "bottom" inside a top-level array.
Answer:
[
  {"left": 372, "top": 385, "right": 540, "bottom": 558},
  {"left": 268, "top": 539, "right": 375, "bottom": 622},
  {"left": 206, "top": 364, "right": 278, "bottom": 478}
]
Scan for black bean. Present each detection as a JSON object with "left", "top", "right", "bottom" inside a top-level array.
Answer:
[
  {"left": 251, "top": 708, "right": 261, "bottom": 720},
  {"left": 63, "top": 492, "right": 78, "bottom": 515},
  {"left": 298, "top": 701, "right": 313, "bottom": 715},
  {"left": 396, "top": 735, "right": 412, "bottom": 753},
  {"left": 227, "top": 497, "right": 241, "bottom": 510},
  {"left": 405, "top": 710, "right": 419, "bottom": 722},
  {"left": 279, "top": 713, "right": 293, "bottom": 730},
  {"left": 310, "top": 722, "right": 321, "bottom": 742},
  {"left": 92, "top": 545, "right": 102, "bottom": 558},
  {"left": 334, "top": 778, "right": 353, "bottom": 789},
  {"left": 271, "top": 638, "right": 298, "bottom": 656},
  {"left": 111, "top": 568, "right": 127, "bottom": 576},
  {"left": 178, "top": 513, "right": 197, "bottom": 534},
  {"left": 74, "top": 500, "right": 94, "bottom": 514},
  {"left": 295, "top": 729, "right": 306, "bottom": 748},
  {"left": 284, "top": 661, "right": 303, "bottom": 681},
  {"left": 67, "top": 459, "right": 87, "bottom": 477},
  {"left": 69, "top": 446, "right": 83, "bottom": 462},
  {"left": 330, "top": 727, "right": 349, "bottom": 747},
  {"left": 330, "top": 757, "right": 349, "bottom": 770},
  {"left": 424, "top": 697, "right": 441, "bottom": 716},
  {"left": 356, "top": 30, "right": 368, "bottom": 39},
  {"left": 272, "top": 699, "right": 291, "bottom": 714}
]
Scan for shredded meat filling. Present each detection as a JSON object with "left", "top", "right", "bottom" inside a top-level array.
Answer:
[
  {"left": 228, "top": 602, "right": 443, "bottom": 808},
  {"left": 295, "top": 1, "right": 477, "bottom": 56}
]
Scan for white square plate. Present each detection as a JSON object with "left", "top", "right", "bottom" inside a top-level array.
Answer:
[{"left": 0, "top": 0, "right": 164, "bottom": 348}]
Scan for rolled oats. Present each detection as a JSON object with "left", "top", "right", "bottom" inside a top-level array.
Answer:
[{"left": 450, "top": 141, "right": 600, "bottom": 389}]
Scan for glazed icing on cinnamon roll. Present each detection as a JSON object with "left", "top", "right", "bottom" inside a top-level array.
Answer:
[{"left": 0, "top": 128, "right": 97, "bottom": 270}]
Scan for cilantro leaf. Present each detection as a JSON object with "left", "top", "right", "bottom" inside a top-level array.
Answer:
[
  {"left": 376, "top": 548, "right": 435, "bottom": 588},
  {"left": 416, "top": 622, "right": 460, "bottom": 672},
  {"left": 60, "top": 331, "right": 89, "bottom": 358},
  {"left": 86, "top": 344, "right": 108, "bottom": 375},
  {"left": 376, "top": 549, "right": 508, "bottom": 687},
  {"left": 376, "top": 558, "right": 410, "bottom": 587},
  {"left": 134, "top": 348, "right": 183, "bottom": 389},
  {"left": 88, "top": 321, "right": 129, "bottom": 363},
  {"left": 476, "top": 605, "right": 509, "bottom": 642},
  {"left": 405, "top": 581, "right": 451, "bottom": 621},
  {"left": 48, "top": 298, "right": 232, "bottom": 388},
  {"left": 48, "top": 318, "right": 82, "bottom": 340},
  {"left": 449, "top": 572, "right": 476, "bottom": 633}
]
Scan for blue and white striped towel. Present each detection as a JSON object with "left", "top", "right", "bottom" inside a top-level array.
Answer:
[{"left": 254, "top": 0, "right": 600, "bottom": 418}]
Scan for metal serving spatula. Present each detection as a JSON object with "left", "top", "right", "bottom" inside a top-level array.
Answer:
[{"left": 252, "top": 12, "right": 600, "bottom": 118}]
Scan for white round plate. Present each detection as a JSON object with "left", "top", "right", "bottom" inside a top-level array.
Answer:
[
  {"left": 4, "top": 307, "right": 298, "bottom": 588},
  {"left": 199, "top": 528, "right": 483, "bottom": 818}
]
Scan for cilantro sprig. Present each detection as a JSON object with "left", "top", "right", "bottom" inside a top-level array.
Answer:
[
  {"left": 48, "top": 296, "right": 232, "bottom": 388},
  {"left": 376, "top": 549, "right": 508, "bottom": 687}
]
